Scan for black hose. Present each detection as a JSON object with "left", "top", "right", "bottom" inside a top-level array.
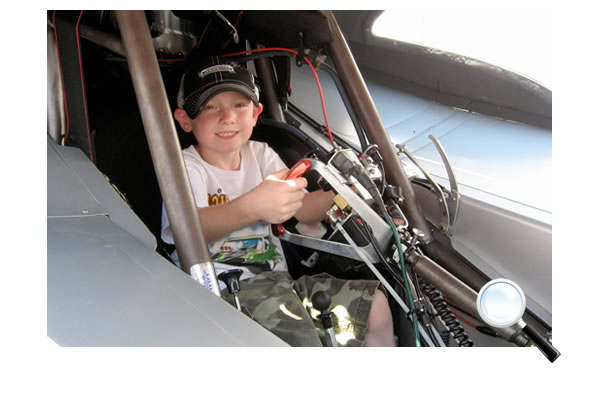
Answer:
[
  {"left": 409, "top": 266, "right": 444, "bottom": 347},
  {"left": 353, "top": 216, "right": 406, "bottom": 291},
  {"left": 418, "top": 277, "right": 473, "bottom": 347}
]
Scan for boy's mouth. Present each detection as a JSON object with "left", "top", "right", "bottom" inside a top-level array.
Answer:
[{"left": 216, "top": 131, "right": 238, "bottom": 138}]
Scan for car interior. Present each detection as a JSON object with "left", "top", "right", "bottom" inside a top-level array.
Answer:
[{"left": 47, "top": 10, "right": 557, "bottom": 358}]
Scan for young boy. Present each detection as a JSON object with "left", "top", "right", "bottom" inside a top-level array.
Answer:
[{"left": 161, "top": 56, "right": 394, "bottom": 346}]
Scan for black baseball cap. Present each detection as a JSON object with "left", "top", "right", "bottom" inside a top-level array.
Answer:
[{"left": 177, "top": 56, "right": 260, "bottom": 119}]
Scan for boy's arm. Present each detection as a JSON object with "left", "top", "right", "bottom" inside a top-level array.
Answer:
[
  {"left": 197, "top": 195, "right": 260, "bottom": 244},
  {"left": 294, "top": 189, "right": 335, "bottom": 225},
  {"left": 198, "top": 171, "right": 308, "bottom": 243}
]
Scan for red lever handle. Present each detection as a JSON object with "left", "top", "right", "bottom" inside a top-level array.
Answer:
[
  {"left": 272, "top": 159, "right": 312, "bottom": 237},
  {"left": 284, "top": 159, "right": 312, "bottom": 180}
]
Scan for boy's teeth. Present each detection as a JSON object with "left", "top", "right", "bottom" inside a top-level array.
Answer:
[{"left": 217, "top": 131, "right": 236, "bottom": 136}]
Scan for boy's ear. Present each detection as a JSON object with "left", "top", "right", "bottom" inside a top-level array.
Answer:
[
  {"left": 252, "top": 103, "right": 264, "bottom": 125},
  {"left": 174, "top": 108, "right": 193, "bottom": 133}
]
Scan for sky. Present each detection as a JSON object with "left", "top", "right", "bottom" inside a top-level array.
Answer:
[{"left": 372, "top": 7, "right": 552, "bottom": 88}]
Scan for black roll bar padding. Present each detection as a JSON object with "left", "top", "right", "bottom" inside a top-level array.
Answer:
[{"left": 522, "top": 323, "right": 560, "bottom": 362}]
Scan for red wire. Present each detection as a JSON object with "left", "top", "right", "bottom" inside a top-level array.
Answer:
[
  {"left": 452, "top": 312, "right": 478, "bottom": 329},
  {"left": 444, "top": 296, "right": 481, "bottom": 322},
  {"left": 233, "top": 11, "right": 244, "bottom": 26},
  {"left": 52, "top": 10, "right": 70, "bottom": 146},
  {"left": 75, "top": 10, "right": 94, "bottom": 162},
  {"left": 223, "top": 47, "right": 335, "bottom": 144},
  {"left": 197, "top": 18, "right": 212, "bottom": 48}
]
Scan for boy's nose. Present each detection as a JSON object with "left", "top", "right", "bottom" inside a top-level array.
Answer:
[{"left": 220, "top": 108, "right": 235, "bottom": 122}]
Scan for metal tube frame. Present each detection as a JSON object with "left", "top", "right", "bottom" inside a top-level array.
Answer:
[
  {"left": 322, "top": 10, "right": 434, "bottom": 244},
  {"left": 406, "top": 250, "right": 529, "bottom": 346},
  {"left": 252, "top": 45, "right": 286, "bottom": 122},
  {"left": 321, "top": 11, "right": 546, "bottom": 345},
  {"left": 115, "top": 11, "right": 220, "bottom": 296}
]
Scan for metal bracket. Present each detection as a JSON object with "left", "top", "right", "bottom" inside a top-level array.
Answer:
[
  {"left": 296, "top": 32, "right": 305, "bottom": 67},
  {"left": 213, "top": 11, "right": 239, "bottom": 44},
  {"left": 428, "top": 135, "right": 460, "bottom": 232},
  {"left": 274, "top": 157, "right": 392, "bottom": 261},
  {"left": 396, "top": 138, "right": 460, "bottom": 234},
  {"left": 396, "top": 144, "right": 450, "bottom": 232}
]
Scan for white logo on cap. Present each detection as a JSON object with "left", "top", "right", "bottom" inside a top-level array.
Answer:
[{"left": 199, "top": 64, "right": 236, "bottom": 78}]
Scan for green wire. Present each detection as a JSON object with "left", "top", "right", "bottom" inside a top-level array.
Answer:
[{"left": 383, "top": 211, "right": 421, "bottom": 347}]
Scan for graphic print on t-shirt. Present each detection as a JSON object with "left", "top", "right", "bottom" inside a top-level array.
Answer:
[
  {"left": 213, "top": 234, "right": 282, "bottom": 274},
  {"left": 208, "top": 188, "right": 230, "bottom": 206},
  {"left": 207, "top": 186, "right": 283, "bottom": 274}
]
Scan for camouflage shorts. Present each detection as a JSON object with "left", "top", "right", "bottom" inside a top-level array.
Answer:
[{"left": 222, "top": 271, "right": 381, "bottom": 347}]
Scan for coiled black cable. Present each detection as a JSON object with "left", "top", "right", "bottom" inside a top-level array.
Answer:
[
  {"left": 440, "top": 330, "right": 451, "bottom": 346},
  {"left": 418, "top": 278, "right": 473, "bottom": 347}
]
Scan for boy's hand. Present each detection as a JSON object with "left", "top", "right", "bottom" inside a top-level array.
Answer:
[{"left": 248, "top": 168, "right": 308, "bottom": 224}]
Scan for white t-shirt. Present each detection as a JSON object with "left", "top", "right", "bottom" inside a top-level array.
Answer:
[{"left": 161, "top": 140, "right": 289, "bottom": 283}]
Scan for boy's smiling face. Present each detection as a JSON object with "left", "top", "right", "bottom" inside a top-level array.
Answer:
[{"left": 175, "top": 90, "right": 263, "bottom": 169}]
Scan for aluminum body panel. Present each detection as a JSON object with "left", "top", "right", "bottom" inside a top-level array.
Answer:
[
  {"left": 291, "top": 65, "right": 551, "bottom": 223},
  {"left": 47, "top": 136, "right": 154, "bottom": 248},
  {"left": 410, "top": 116, "right": 551, "bottom": 219},
  {"left": 47, "top": 215, "right": 286, "bottom": 346},
  {"left": 47, "top": 139, "right": 287, "bottom": 346}
]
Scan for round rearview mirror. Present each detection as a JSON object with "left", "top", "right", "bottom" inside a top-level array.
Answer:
[{"left": 476, "top": 279, "right": 526, "bottom": 328}]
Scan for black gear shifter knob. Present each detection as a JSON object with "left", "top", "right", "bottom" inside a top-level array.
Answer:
[
  {"left": 218, "top": 269, "right": 243, "bottom": 293},
  {"left": 218, "top": 268, "right": 243, "bottom": 311},
  {"left": 312, "top": 291, "right": 332, "bottom": 314},
  {"left": 312, "top": 291, "right": 337, "bottom": 347}
]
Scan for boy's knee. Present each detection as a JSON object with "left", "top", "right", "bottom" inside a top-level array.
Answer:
[
  {"left": 364, "top": 288, "right": 395, "bottom": 346},
  {"left": 373, "top": 289, "right": 389, "bottom": 308},
  {"left": 370, "top": 289, "right": 392, "bottom": 324}
]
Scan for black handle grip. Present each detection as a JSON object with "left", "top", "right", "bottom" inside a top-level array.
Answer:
[
  {"left": 523, "top": 324, "right": 560, "bottom": 362},
  {"left": 217, "top": 268, "right": 243, "bottom": 294},
  {"left": 312, "top": 290, "right": 332, "bottom": 312},
  {"left": 312, "top": 291, "right": 333, "bottom": 329}
]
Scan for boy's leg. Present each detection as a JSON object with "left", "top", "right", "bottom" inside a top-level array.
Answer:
[
  {"left": 363, "top": 289, "right": 395, "bottom": 347},
  {"left": 293, "top": 273, "right": 385, "bottom": 346},
  {"left": 225, "top": 271, "right": 323, "bottom": 347},
  {"left": 225, "top": 272, "right": 395, "bottom": 346}
]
